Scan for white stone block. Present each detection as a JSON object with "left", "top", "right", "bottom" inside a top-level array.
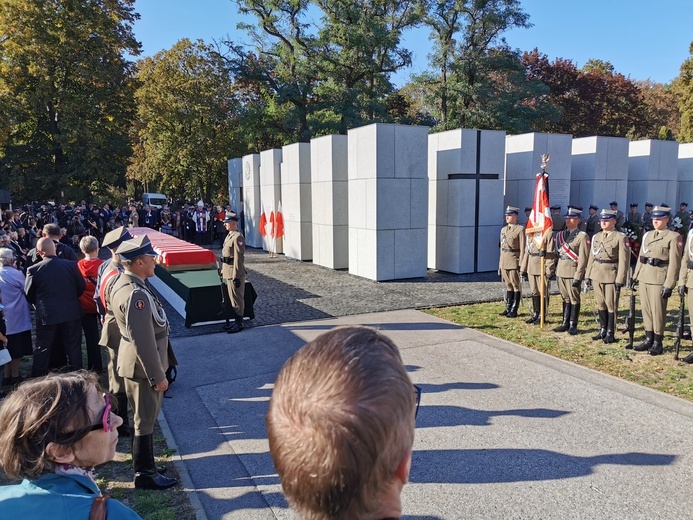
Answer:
[
  {"left": 570, "top": 136, "right": 629, "bottom": 211},
  {"left": 394, "top": 228, "right": 427, "bottom": 279},
  {"left": 678, "top": 143, "right": 693, "bottom": 207},
  {"left": 242, "top": 154, "right": 262, "bottom": 248},
  {"left": 259, "top": 148, "right": 283, "bottom": 253},
  {"left": 377, "top": 178, "right": 411, "bottom": 230},
  {"left": 227, "top": 158, "right": 242, "bottom": 211},
  {"left": 628, "top": 139, "right": 680, "bottom": 207}
]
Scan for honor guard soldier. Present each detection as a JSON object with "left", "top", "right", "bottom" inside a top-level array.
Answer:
[
  {"left": 550, "top": 205, "right": 565, "bottom": 231},
  {"left": 524, "top": 207, "right": 532, "bottom": 227},
  {"left": 585, "top": 204, "right": 599, "bottom": 238},
  {"left": 678, "top": 228, "right": 693, "bottom": 363},
  {"left": 499, "top": 206, "right": 525, "bottom": 318},
  {"left": 626, "top": 203, "right": 643, "bottom": 227},
  {"left": 220, "top": 212, "right": 246, "bottom": 333},
  {"left": 632, "top": 206, "right": 683, "bottom": 355},
  {"left": 520, "top": 224, "right": 556, "bottom": 324},
  {"left": 95, "top": 227, "right": 132, "bottom": 435},
  {"left": 642, "top": 202, "right": 654, "bottom": 230},
  {"left": 585, "top": 210, "right": 629, "bottom": 343},
  {"left": 675, "top": 202, "right": 690, "bottom": 230},
  {"left": 553, "top": 207, "right": 590, "bottom": 334},
  {"left": 610, "top": 201, "right": 625, "bottom": 231},
  {"left": 111, "top": 236, "right": 177, "bottom": 490}
]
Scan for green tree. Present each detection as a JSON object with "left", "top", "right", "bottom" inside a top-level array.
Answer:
[
  {"left": 636, "top": 79, "right": 680, "bottom": 140},
  {"left": 129, "top": 39, "right": 241, "bottom": 203},
  {"left": 679, "top": 42, "right": 693, "bottom": 143},
  {"left": 0, "top": 0, "right": 140, "bottom": 202}
]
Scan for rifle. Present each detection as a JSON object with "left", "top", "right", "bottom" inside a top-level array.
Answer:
[
  {"left": 626, "top": 287, "right": 636, "bottom": 350},
  {"left": 674, "top": 294, "right": 686, "bottom": 360},
  {"left": 216, "top": 259, "right": 232, "bottom": 332}
]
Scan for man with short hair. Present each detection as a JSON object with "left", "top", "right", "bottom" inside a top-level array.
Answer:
[
  {"left": 632, "top": 206, "right": 682, "bottom": 355},
  {"left": 643, "top": 202, "right": 654, "bottom": 230},
  {"left": 25, "top": 223, "right": 78, "bottom": 268},
  {"left": 610, "top": 201, "right": 625, "bottom": 231},
  {"left": 267, "top": 327, "right": 417, "bottom": 520},
  {"left": 25, "top": 237, "right": 85, "bottom": 376}
]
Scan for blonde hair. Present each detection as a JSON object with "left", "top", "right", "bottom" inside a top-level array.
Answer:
[{"left": 266, "top": 327, "right": 416, "bottom": 520}]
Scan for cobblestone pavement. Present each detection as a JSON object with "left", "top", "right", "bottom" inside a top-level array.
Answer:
[{"left": 163, "top": 243, "right": 510, "bottom": 338}]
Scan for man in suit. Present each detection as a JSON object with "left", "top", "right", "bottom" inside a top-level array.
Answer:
[
  {"left": 25, "top": 223, "right": 78, "bottom": 268},
  {"left": 25, "top": 238, "right": 85, "bottom": 377}
]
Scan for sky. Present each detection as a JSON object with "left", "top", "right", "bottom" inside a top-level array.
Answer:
[{"left": 133, "top": 0, "right": 693, "bottom": 87}]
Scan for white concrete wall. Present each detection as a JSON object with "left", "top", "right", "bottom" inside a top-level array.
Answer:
[
  {"left": 348, "top": 123, "right": 429, "bottom": 281},
  {"left": 227, "top": 158, "right": 242, "bottom": 213},
  {"left": 241, "top": 154, "right": 262, "bottom": 248},
  {"left": 281, "top": 143, "right": 312, "bottom": 260},
  {"left": 570, "top": 136, "right": 629, "bottom": 212},
  {"left": 311, "top": 134, "right": 349, "bottom": 269},
  {"left": 505, "top": 132, "right": 573, "bottom": 211},
  {"left": 259, "top": 148, "right": 283, "bottom": 253},
  {"left": 627, "top": 140, "right": 679, "bottom": 207},
  {"left": 428, "top": 128, "right": 505, "bottom": 273}
]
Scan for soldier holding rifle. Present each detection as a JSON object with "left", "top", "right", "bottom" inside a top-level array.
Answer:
[
  {"left": 677, "top": 228, "right": 693, "bottom": 363},
  {"left": 585, "top": 210, "right": 629, "bottom": 343},
  {"left": 632, "top": 206, "right": 682, "bottom": 355},
  {"left": 553, "top": 207, "right": 590, "bottom": 335},
  {"left": 499, "top": 206, "right": 525, "bottom": 318}
]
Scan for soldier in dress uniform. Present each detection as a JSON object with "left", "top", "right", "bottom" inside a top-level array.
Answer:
[
  {"left": 631, "top": 206, "right": 683, "bottom": 355},
  {"left": 610, "top": 201, "right": 625, "bottom": 231},
  {"left": 524, "top": 207, "right": 532, "bottom": 227},
  {"left": 550, "top": 205, "right": 565, "bottom": 232},
  {"left": 585, "top": 210, "right": 629, "bottom": 343},
  {"left": 642, "top": 202, "right": 654, "bottom": 230},
  {"left": 220, "top": 212, "right": 246, "bottom": 333},
  {"left": 498, "top": 206, "right": 525, "bottom": 318},
  {"left": 553, "top": 207, "right": 590, "bottom": 334},
  {"left": 520, "top": 225, "right": 556, "bottom": 324},
  {"left": 111, "top": 236, "right": 177, "bottom": 490},
  {"left": 95, "top": 227, "right": 132, "bottom": 435},
  {"left": 585, "top": 204, "right": 600, "bottom": 238},
  {"left": 677, "top": 227, "right": 693, "bottom": 363},
  {"left": 626, "top": 203, "right": 643, "bottom": 227},
  {"left": 675, "top": 202, "right": 690, "bottom": 230}
]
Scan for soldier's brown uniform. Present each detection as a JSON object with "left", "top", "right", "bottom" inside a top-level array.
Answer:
[
  {"left": 111, "top": 271, "right": 169, "bottom": 436},
  {"left": 98, "top": 259, "right": 125, "bottom": 396},
  {"left": 615, "top": 210, "right": 625, "bottom": 231},
  {"left": 555, "top": 229, "right": 590, "bottom": 304},
  {"left": 626, "top": 211, "right": 643, "bottom": 227},
  {"left": 633, "top": 229, "right": 682, "bottom": 343},
  {"left": 499, "top": 223, "right": 525, "bottom": 292},
  {"left": 520, "top": 230, "right": 556, "bottom": 323},
  {"left": 221, "top": 228, "right": 246, "bottom": 318},
  {"left": 677, "top": 229, "right": 693, "bottom": 363},
  {"left": 643, "top": 209, "right": 654, "bottom": 230},
  {"left": 585, "top": 213, "right": 599, "bottom": 238}
]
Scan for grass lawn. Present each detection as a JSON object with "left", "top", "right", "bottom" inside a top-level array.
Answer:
[{"left": 424, "top": 290, "right": 693, "bottom": 402}]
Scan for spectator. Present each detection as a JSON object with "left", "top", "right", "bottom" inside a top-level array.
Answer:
[
  {"left": 142, "top": 204, "right": 159, "bottom": 230},
  {"left": 77, "top": 236, "right": 104, "bottom": 372},
  {"left": 128, "top": 205, "right": 139, "bottom": 227},
  {"left": 266, "top": 327, "right": 418, "bottom": 520},
  {"left": 0, "top": 248, "right": 32, "bottom": 388},
  {"left": 26, "top": 223, "right": 78, "bottom": 268},
  {"left": 25, "top": 237, "right": 85, "bottom": 377},
  {"left": 0, "top": 371, "right": 141, "bottom": 519}
]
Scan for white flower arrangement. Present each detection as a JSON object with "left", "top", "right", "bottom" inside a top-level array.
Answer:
[{"left": 672, "top": 216, "right": 683, "bottom": 230}]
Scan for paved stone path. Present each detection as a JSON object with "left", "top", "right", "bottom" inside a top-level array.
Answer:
[{"left": 167, "top": 246, "right": 504, "bottom": 338}]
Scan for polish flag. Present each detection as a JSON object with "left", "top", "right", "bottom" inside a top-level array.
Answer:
[
  {"left": 274, "top": 201, "right": 284, "bottom": 239},
  {"left": 526, "top": 171, "right": 553, "bottom": 247}
]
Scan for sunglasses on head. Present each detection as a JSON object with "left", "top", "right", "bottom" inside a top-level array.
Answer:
[{"left": 55, "top": 393, "right": 113, "bottom": 444}]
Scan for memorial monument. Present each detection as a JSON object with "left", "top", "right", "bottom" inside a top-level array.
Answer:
[
  {"left": 260, "top": 148, "right": 284, "bottom": 254},
  {"left": 241, "top": 153, "right": 262, "bottom": 248},
  {"left": 570, "top": 136, "right": 629, "bottom": 210},
  {"left": 627, "top": 139, "right": 679, "bottom": 207},
  {"left": 347, "top": 123, "right": 429, "bottom": 281},
  {"left": 280, "top": 143, "right": 312, "bottom": 261}
]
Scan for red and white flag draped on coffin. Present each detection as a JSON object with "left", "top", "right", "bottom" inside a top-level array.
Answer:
[{"left": 526, "top": 171, "right": 553, "bottom": 248}]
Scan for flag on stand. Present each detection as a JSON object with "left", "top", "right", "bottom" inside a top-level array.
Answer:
[
  {"left": 275, "top": 201, "right": 284, "bottom": 239},
  {"left": 526, "top": 171, "right": 552, "bottom": 248},
  {"left": 259, "top": 206, "right": 267, "bottom": 237}
]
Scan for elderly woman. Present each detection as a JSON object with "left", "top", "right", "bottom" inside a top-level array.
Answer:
[
  {"left": 77, "top": 236, "right": 104, "bottom": 372},
  {"left": 0, "top": 371, "right": 141, "bottom": 518},
  {"left": 0, "top": 248, "right": 32, "bottom": 387}
]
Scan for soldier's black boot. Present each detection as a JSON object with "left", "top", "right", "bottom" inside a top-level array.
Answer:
[
  {"left": 227, "top": 317, "right": 244, "bottom": 334},
  {"left": 133, "top": 434, "right": 177, "bottom": 490},
  {"left": 499, "top": 291, "right": 514, "bottom": 316},
  {"left": 603, "top": 312, "right": 616, "bottom": 343},
  {"left": 507, "top": 292, "right": 521, "bottom": 318},
  {"left": 634, "top": 331, "right": 654, "bottom": 351},
  {"left": 592, "top": 310, "right": 608, "bottom": 340},
  {"left": 115, "top": 393, "right": 131, "bottom": 438},
  {"left": 526, "top": 295, "right": 540, "bottom": 324},
  {"left": 553, "top": 301, "right": 571, "bottom": 332},
  {"left": 648, "top": 334, "right": 664, "bottom": 356},
  {"left": 681, "top": 352, "right": 693, "bottom": 363},
  {"left": 568, "top": 303, "right": 580, "bottom": 335}
]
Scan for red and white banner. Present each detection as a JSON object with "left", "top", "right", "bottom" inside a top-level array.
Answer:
[{"left": 526, "top": 172, "right": 553, "bottom": 248}]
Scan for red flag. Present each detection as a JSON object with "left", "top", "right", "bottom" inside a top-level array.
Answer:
[
  {"left": 275, "top": 201, "right": 284, "bottom": 238},
  {"left": 259, "top": 211, "right": 267, "bottom": 237},
  {"left": 526, "top": 172, "right": 553, "bottom": 247},
  {"left": 268, "top": 211, "right": 275, "bottom": 239}
]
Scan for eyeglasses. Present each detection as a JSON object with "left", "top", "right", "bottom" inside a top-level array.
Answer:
[
  {"left": 55, "top": 393, "right": 112, "bottom": 444},
  {"left": 414, "top": 385, "right": 421, "bottom": 419}
]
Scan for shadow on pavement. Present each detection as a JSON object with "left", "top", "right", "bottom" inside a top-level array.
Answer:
[{"left": 416, "top": 405, "right": 570, "bottom": 428}]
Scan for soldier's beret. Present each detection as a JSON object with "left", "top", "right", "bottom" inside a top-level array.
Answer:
[
  {"left": 598, "top": 209, "right": 618, "bottom": 220},
  {"left": 504, "top": 206, "right": 519, "bottom": 215},
  {"left": 115, "top": 235, "right": 157, "bottom": 259},
  {"left": 102, "top": 227, "right": 133, "bottom": 251},
  {"left": 651, "top": 206, "right": 671, "bottom": 218},
  {"left": 589, "top": 204, "right": 598, "bottom": 211},
  {"left": 223, "top": 212, "right": 240, "bottom": 222}
]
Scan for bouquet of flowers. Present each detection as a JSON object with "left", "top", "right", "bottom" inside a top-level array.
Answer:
[
  {"left": 671, "top": 216, "right": 689, "bottom": 239},
  {"left": 621, "top": 221, "right": 643, "bottom": 259}
]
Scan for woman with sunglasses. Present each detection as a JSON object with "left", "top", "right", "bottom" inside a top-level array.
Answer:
[{"left": 0, "top": 371, "right": 141, "bottom": 518}]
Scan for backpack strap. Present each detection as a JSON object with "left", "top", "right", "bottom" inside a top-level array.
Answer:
[{"left": 90, "top": 494, "right": 111, "bottom": 520}]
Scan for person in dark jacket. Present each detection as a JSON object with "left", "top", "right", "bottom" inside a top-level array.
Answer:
[{"left": 25, "top": 238, "right": 85, "bottom": 377}]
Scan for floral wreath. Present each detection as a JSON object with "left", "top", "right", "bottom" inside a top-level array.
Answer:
[{"left": 621, "top": 221, "right": 643, "bottom": 259}]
